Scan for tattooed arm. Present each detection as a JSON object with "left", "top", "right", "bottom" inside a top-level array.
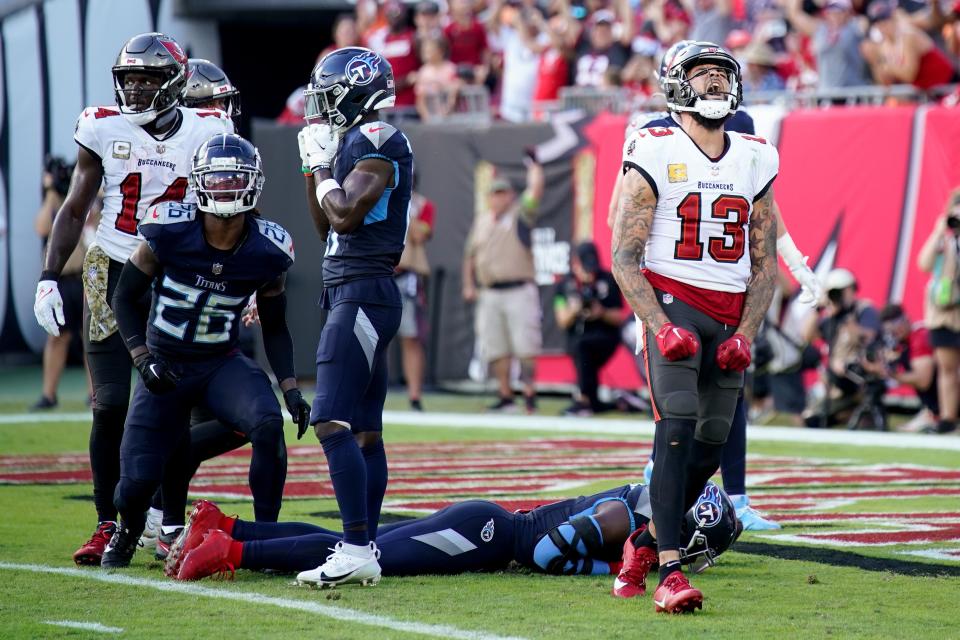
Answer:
[
  {"left": 736, "top": 188, "right": 778, "bottom": 340},
  {"left": 611, "top": 169, "right": 670, "bottom": 332}
]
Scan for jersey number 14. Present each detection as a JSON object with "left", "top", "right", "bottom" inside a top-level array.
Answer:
[{"left": 116, "top": 174, "right": 189, "bottom": 235}]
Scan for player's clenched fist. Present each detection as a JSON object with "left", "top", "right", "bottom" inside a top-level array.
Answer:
[
  {"left": 655, "top": 322, "right": 699, "bottom": 361},
  {"left": 716, "top": 333, "right": 751, "bottom": 372},
  {"left": 133, "top": 353, "right": 180, "bottom": 394}
]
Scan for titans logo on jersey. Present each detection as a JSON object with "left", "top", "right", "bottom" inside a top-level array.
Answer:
[
  {"left": 139, "top": 202, "right": 295, "bottom": 360},
  {"left": 324, "top": 121, "right": 413, "bottom": 286}
]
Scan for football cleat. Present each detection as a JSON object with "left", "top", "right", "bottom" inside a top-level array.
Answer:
[
  {"left": 653, "top": 570, "right": 703, "bottom": 614},
  {"left": 155, "top": 527, "right": 184, "bottom": 561},
  {"left": 101, "top": 525, "right": 140, "bottom": 569},
  {"left": 139, "top": 508, "right": 163, "bottom": 551},
  {"left": 176, "top": 529, "right": 236, "bottom": 581},
  {"left": 296, "top": 541, "right": 382, "bottom": 588},
  {"left": 73, "top": 522, "right": 117, "bottom": 566},
  {"left": 730, "top": 495, "right": 781, "bottom": 531},
  {"left": 164, "top": 500, "right": 228, "bottom": 577},
  {"left": 612, "top": 528, "right": 659, "bottom": 598}
]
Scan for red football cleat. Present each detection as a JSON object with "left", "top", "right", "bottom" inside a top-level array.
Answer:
[
  {"left": 612, "top": 528, "right": 659, "bottom": 598},
  {"left": 164, "top": 500, "right": 228, "bottom": 578},
  {"left": 653, "top": 570, "right": 703, "bottom": 614},
  {"left": 72, "top": 522, "right": 117, "bottom": 566},
  {"left": 176, "top": 529, "right": 236, "bottom": 581}
]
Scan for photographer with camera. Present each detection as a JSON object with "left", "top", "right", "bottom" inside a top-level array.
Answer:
[
  {"left": 801, "top": 268, "right": 882, "bottom": 428},
  {"left": 859, "top": 304, "right": 939, "bottom": 432},
  {"left": 916, "top": 188, "right": 960, "bottom": 435},
  {"left": 31, "top": 156, "right": 96, "bottom": 410},
  {"left": 554, "top": 241, "right": 623, "bottom": 416}
]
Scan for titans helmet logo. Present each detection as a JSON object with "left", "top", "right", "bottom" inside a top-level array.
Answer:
[
  {"left": 345, "top": 52, "right": 380, "bottom": 87},
  {"left": 693, "top": 483, "right": 724, "bottom": 528}
]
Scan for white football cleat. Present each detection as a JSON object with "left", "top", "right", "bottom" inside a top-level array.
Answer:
[
  {"left": 139, "top": 507, "right": 163, "bottom": 550},
  {"left": 297, "top": 541, "right": 381, "bottom": 588}
]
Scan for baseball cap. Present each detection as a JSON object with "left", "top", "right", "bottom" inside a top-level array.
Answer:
[
  {"left": 824, "top": 0, "right": 852, "bottom": 11},
  {"left": 489, "top": 177, "right": 513, "bottom": 193},
  {"left": 824, "top": 268, "right": 856, "bottom": 291},
  {"left": 575, "top": 241, "right": 601, "bottom": 274},
  {"left": 591, "top": 9, "right": 616, "bottom": 25},
  {"left": 866, "top": 0, "right": 894, "bottom": 22},
  {"left": 416, "top": 1, "right": 440, "bottom": 14}
]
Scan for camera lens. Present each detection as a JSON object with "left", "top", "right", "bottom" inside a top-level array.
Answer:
[
  {"left": 947, "top": 216, "right": 960, "bottom": 230},
  {"left": 827, "top": 289, "right": 844, "bottom": 304}
]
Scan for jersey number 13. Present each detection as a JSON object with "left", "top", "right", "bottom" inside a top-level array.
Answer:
[{"left": 674, "top": 193, "right": 749, "bottom": 263}]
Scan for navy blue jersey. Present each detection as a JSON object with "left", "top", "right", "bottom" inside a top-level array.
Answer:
[
  {"left": 324, "top": 120, "right": 413, "bottom": 287},
  {"left": 139, "top": 203, "right": 295, "bottom": 361},
  {"left": 643, "top": 109, "right": 756, "bottom": 135},
  {"left": 514, "top": 484, "right": 649, "bottom": 569}
]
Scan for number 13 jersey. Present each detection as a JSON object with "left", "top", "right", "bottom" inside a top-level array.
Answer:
[
  {"left": 74, "top": 105, "right": 234, "bottom": 263},
  {"left": 621, "top": 127, "right": 778, "bottom": 293}
]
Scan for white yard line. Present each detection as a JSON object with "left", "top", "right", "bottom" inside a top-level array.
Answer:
[
  {"left": 42, "top": 620, "right": 123, "bottom": 634},
  {"left": 381, "top": 411, "right": 960, "bottom": 451},
  {"left": 1, "top": 562, "right": 527, "bottom": 640},
  {"left": 3, "top": 409, "right": 959, "bottom": 451}
]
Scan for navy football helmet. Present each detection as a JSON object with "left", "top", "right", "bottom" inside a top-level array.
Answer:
[
  {"left": 190, "top": 134, "right": 264, "bottom": 218},
  {"left": 112, "top": 32, "right": 188, "bottom": 126},
  {"left": 303, "top": 47, "right": 395, "bottom": 133},
  {"left": 664, "top": 41, "right": 742, "bottom": 119},
  {"left": 679, "top": 482, "right": 742, "bottom": 573}
]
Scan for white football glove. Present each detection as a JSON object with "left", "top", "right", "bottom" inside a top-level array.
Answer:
[
  {"left": 303, "top": 123, "right": 339, "bottom": 172},
  {"left": 35, "top": 280, "right": 65, "bottom": 337},
  {"left": 297, "top": 128, "right": 310, "bottom": 171},
  {"left": 790, "top": 258, "right": 823, "bottom": 305}
]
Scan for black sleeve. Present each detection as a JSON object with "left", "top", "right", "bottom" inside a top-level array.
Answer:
[
  {"left": 112, "top": 260, "right": 154, "bottom": 352},
  {"left": 258, "top": 292, "right": 296, "bottom": 382}
]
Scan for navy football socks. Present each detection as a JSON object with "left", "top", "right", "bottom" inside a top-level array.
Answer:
[
  {"left": 361, "top": 440, "right": 388, "bottom": 541},
  {"left": 320, "top": 429, "right": 369, "bottom": 546}
]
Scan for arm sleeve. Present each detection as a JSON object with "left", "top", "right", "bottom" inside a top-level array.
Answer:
[
  {"left": 112, "top": 260, "right": 154, "bottom": 352},
  {"left": 258, "top": 292, "right": 296, "bottom": 382}
]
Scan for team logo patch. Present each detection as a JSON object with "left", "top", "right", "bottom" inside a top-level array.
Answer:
[
  {"left": 694, "top": 484, "right": 724, "bottom": 528},
  {"left": 156, "top": 144, "right": 166, "bottom": 155},
  {"left": 112, "top": 141, "right": 131, "bottom": 160},
  {"left": 212, "top": 263, "right": 223, "bottom": 275},
  {"left": 710, "top": 164, "right": 721, "bottom": 176},
  {"left": 662, "top": 293, "right": 674, "bottom": 304},
  {"left": 667, "top": 163, "right": 687, "bottom": 183},
  {"left": 345, "top": 52, "right": 381, "bottom": 86},
  {"left": 481, "top": 518, "right": 495, "bottom": 542}
]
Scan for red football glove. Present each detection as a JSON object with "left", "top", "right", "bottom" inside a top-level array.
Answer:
[
  {"left": 716, "top": 333, "right": 752, "bottom": 371},
  {"left": 654, "top": 323, "right": 699, "bottom": 361}
]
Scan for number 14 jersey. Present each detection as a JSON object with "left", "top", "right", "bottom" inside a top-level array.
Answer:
[
  {"left": 621, "top": 127, "right": 778, "bottom": 293},
  {"left": 74, "top": 105, "right": 234, "bottom": 263}
]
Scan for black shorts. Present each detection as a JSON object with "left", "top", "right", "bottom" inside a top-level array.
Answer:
[
  {"left": 642, "top": 290, "right": 743, "bottom": 445},
  {"left": 929, "top": 327, "right": 960, "bottom": 349}
]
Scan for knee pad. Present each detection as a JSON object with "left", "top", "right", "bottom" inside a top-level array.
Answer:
[
  {"left": 518, "top": 358, "right": 535, "bottom": 386},
  {"left": 658, "top": 390, "right": 699, "bottom": 420},
  {"left": 248, "top": 419, "right": 286, "bottom": 460},
  {"left": 697, "top": 417, "right": 732, "bottom": 445}
]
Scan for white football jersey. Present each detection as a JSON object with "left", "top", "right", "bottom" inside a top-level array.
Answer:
[
  {"left": 74, "top": 106, "right": 234, "bottom": 263},
  {"left": 622, "top": 126, "right": 779, "bottom": 293}
]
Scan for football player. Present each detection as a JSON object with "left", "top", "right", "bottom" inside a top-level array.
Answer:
[
  {"left": 99, "top": 133, "right": 310, "bottom": 569},
  {"left": 183, "top": 58, "right": 242, "bottom": 127},
  {"left": 32, "top": 32, "right": 235, "bottom": 565},
  {"left": 296, "top": 47, "right": 413, "bottom": 587},
  {"left": 611, "top": 41, "right": 780, "bottom": 613},
  {"left": 166, "top": 482, "right": 740, "bottom": 583}
]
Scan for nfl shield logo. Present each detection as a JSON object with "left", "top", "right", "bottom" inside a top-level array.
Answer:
[
  {"left": 156, "top": 144, "right": 166, "bottom": 154},
  {"left": 212, "top": 263, "right": 223, "bottom": 275}
]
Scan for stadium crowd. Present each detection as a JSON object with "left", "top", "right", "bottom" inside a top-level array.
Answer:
[{"left": 276, "top": 0, "right": 960, "bottom": 123}]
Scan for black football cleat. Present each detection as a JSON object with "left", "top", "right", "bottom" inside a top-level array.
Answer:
[{"left": 101, "top": 525, "right": 140, "bottom": 569}]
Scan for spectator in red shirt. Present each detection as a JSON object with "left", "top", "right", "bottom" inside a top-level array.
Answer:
[
  {"left": 367, "top": 0, "right": 421, "bottom": 110},
  {"left": 445, "top": 0, "right": 491, "bottom": 83}
]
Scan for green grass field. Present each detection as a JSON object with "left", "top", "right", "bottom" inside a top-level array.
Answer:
[{"left": 0, "top": 367, "right": 958, "bottom": 639}]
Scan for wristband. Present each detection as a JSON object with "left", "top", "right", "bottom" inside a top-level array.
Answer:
[
  {"left": 315, "top": 178, "right": 342, "bottom": 205},
  {"left": 40, "top": 270, "right": 59, "bottom": 283}
]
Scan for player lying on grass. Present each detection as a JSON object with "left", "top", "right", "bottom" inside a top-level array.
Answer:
[{"left": 165, "top": 482, "right": 741, "bottom": 589}]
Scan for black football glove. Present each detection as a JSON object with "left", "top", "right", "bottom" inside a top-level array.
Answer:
[
  {"left": 133, "top": 353, "right": 179, "bottom": 394},
  {"left": 283, "top": 388, "right": 311, "bottom": 440}
]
